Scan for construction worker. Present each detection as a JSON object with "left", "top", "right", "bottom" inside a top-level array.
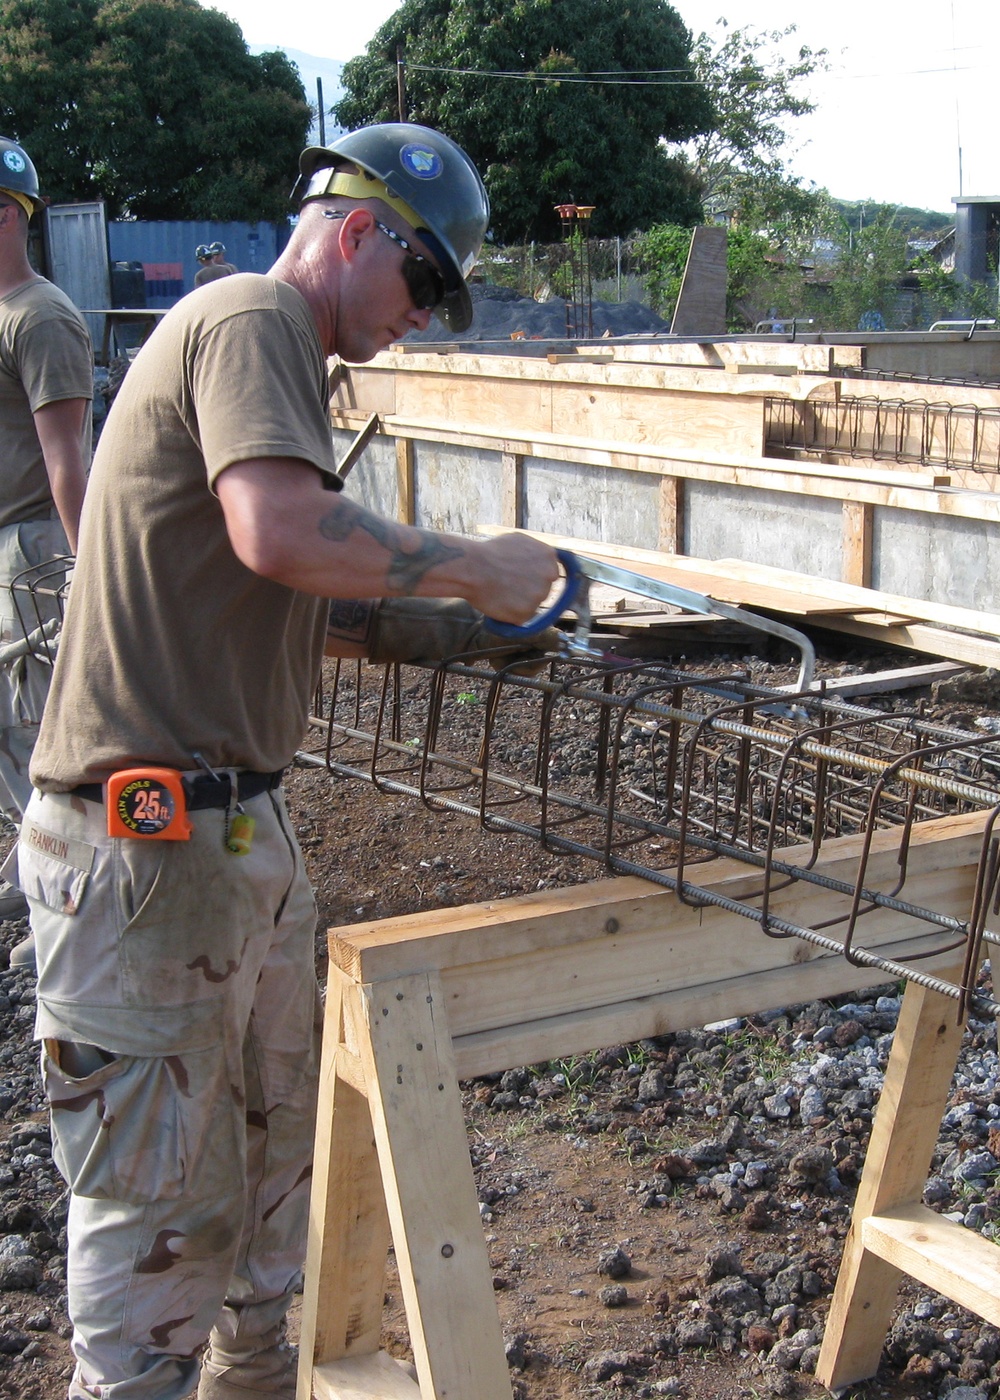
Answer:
[
  {"left": 0, "top": 134, "right": 91, "bottom": 939},
  {"left": 209, "top": 240, "right": 238, "bottom": 275},
  {"left": 194, "top": 241, "right": 236, "bottom": 287},
  {"left": 17, "top": 123, "right": 559, "bottom": 1399}
]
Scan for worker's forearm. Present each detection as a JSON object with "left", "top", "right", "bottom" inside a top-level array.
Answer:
[
  {"left": 219, "top": 461, "right": 559, "bottom": 623},
  {"left": 46, "top": 459, "right": 86, "bottom": 552},
  {"left": 33, "top": 398, "right": 90, "bottom": 552}
]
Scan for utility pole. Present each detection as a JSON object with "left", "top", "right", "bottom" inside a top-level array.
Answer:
[
  {"left": 316, "top": 77, "right": 325, "bottom": 145},
  {"left": 396, "top": 44, "right": 407, "bottom": 122}
]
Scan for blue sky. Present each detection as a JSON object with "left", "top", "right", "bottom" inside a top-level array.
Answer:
[{"left": 217, "top": 0, "right": 999, "bottom": 215}]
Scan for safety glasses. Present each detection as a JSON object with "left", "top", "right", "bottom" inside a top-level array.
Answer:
[{"left": 323, "top": 209, "right": 446, "bottom": 312}]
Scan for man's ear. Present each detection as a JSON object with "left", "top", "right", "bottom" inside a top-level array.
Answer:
[{"left": 336, "top": 207, "right": 376, "bottom": 266}]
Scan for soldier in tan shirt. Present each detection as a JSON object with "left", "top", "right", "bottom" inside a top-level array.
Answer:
[
  {"left": 0, "top": 135, "right": 91, "bottom": 937},
  {"left": 20, "top": 125, "right": 558, "bottom": 1400}
]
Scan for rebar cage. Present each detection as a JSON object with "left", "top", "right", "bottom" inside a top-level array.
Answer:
[
  {"left": 9, "top": 555, "right": 72, "bottom": 666},
  {"left": 303, "top": 650, "right": 1000, "bottom": 1020}
]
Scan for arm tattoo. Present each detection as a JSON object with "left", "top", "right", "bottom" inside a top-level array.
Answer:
[
  {"left": 318, "top": 499, "right": 466, "bottom": 593},
  {"left": 327, "top": 599, "right": 377, "bottom": 647}
]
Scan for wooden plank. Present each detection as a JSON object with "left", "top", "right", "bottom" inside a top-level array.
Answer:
[
  {"left": 670, "top": 225, "right": 727, "bottom": 337},
  {"left": 312, "top": 1350, "right": 420, "bottom": 1400},
  {"left": 298, "top": 970, "right": 391, "bottom": 1389},
  {"left": 500, "top": 452, "right": 523, "bottom": 529},
  {"left": 476, "top": 528, "right": 867, "bottom": 616},
  {"left": 710, "top": 554, "right": 1000, "bottom": 637},
  {"left": 357, "top": 971, "right": 512, "bottom": 1400},
  {"left": 394, "top": 438, "right": 415, "bottom": 526},
  {"left": 816, "top": 968, "right": 968, "bottom": 1389},
  {"left": 338, "top": 412, "right": 1000, "bottom": 519},
  {"left": 820, "top": 615, "right": 1000, "bottom": 669},
  {"left": 808, "top": 662, "right": 965, "bottom": 698},
  {"left": 862, "top": 1205, "right": 1000, "bottom": 1327},
  {"left": 449, "top": 928, "right": 966, "bottom": 1080},
  {"left": 332, "top": 810, "right": 985, "bottom": 986},
  {"left": 842, "top": 500, "right": 874, "bottom": 587}
]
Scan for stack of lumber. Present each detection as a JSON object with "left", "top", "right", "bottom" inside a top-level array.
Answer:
[{"left": 481, "top": 527, "right": 1000, "bottom": 672}]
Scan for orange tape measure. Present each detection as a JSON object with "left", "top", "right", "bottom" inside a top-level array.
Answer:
[{"left": 107, "top": 768, "right": 192, "bottom": 841}]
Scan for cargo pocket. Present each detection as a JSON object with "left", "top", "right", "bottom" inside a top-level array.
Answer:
[
  {"left": 43, "top": 1024, "right": 244, "bottom": 1205},
  {"left": 15, "top": 821, "right": 94, "bottom": 916}
]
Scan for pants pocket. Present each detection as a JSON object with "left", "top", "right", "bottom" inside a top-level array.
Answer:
[{"left": 44, "top": 1033, "right": 243, "bottom": 1205}]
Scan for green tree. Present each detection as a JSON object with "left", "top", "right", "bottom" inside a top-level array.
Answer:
[
  {"left": 817, "top": 206, "right": 910, "bottom": 330},
  {"left": 0, "top": 0, "right": 310, "bottom": 220},
  {"left": 688, "top": 22, "right": 827, "bottom": 219},
  {"left": 335, "top": 0, "right": 713, "bottom": 242}
]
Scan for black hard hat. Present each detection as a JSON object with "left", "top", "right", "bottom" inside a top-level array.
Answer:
[
  {"left": 195, "top": 244, "right": 212, "bottom": 260},
  {"left": 208, "top": 241, "right": 226, "bottom": 255},
  {"left": 0, "top": 136, "right": 43, "bottom": 214},
  {"left": 293, "top": 123, "right": 488, "bottom": 333}
]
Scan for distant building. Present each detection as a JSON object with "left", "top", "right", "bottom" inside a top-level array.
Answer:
[{"left": 952, "top": 196, "right": 1000, "bottom": 287}]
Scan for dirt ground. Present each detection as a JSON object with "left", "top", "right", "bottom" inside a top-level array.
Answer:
[{"left": 1, "top": 638, "right": 1000, "bottom": 1399}]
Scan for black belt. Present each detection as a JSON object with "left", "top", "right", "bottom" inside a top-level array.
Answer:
[{"left": 71, "top": 769, "right": 284, "bottom": 810}]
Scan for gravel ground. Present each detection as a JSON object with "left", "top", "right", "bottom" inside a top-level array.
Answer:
[{"left": 2, "top": 648, "right": 1000, "bottom": 1399}]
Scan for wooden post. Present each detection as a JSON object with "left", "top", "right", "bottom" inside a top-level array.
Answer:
[
  {"left": 658, "top": 474, "right": 684, "bottom": 554},
  {"left": 500, "top": 452, "right": 523, "bottom": 528},
  {"left": 395, "top": 438, "right": 415, "bottom": 525},
  {"left": 297, "top": 970, "right": 394, "bottom": 1398},
  {"left": 843, "top": 500, "right": 874, "bottom": 587},
  {"left": 815, "top": 969, "right": 969, "bottom": 1389}
]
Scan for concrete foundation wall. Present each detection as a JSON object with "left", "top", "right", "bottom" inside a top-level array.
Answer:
[
  {"left": 338, "top": 425, "right": 1000, "bottom": 614},
  {"left": 522, "top": 459, "right": 662, "bottom": 549},
  {"left": 872, "top": 508, "right": 1000, "bottom": 611},
  {"left": 685, "top": 482, "right": 843, "bottom": 580}
]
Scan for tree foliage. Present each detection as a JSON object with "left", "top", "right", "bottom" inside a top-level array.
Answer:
[
  {"left": 635, "top": 221, "right": 789, "bottom": 331},
  {"left": 688, "top": 22, "right": 826, "bottom": 222},
  {"left": 0, "top": 0, "right": 311, "bottom": 220},
  {"left": 334, "top": 0, "right": 713, "bottom": 243}
]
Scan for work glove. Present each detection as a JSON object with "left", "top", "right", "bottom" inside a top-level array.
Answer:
[{"left": 367, "top": 597, "right": 562, "bottom": 673}]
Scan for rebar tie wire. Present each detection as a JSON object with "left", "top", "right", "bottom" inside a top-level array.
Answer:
[{"left": 298, "top": 651, "right": 1000, "bottom": 1021}]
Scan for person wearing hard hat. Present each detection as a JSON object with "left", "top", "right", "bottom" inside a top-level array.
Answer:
[
  {"left": 18, "top": 125, "right": 559, "bottom": 1400},
  {"left": 0, "top": 135, "right": 91, "bottom": 941},
  {"left": 193, "top": 241, "right": 236, "bottom": 288},
  {"left": 209, "top": 241, "right": 237, "bottom": 275}
]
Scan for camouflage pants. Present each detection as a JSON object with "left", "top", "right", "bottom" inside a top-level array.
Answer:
[
  {"left": 16, "top": 784, "right": 322, "bottom": 1399},
  {"left": 0, "top": 517, "right": 69, "bottom": 823}
]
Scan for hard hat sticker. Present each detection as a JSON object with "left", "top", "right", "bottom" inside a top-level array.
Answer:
[
  {"left": 3, "top": 150, "right": 26, "bottom": 174},
  {"left": 400, "top": 144, "right": 443, "bottom": 180},
  {"left": 116, "top": 778, "right": 175, "bottom": 835}
]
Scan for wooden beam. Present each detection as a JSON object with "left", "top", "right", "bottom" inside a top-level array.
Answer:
[
  {"left": 862, "top": 1205, "right": 1000, "bottom": 1327},
  {"left": 312, "top": 1351, "right": 420, "bottom": 1399},
  {"left": 297, "top": 971, "right": 391, "bottom": 1392},
  {"left": 500, "top": 452, "right": 523, "bottom": 528},
  {"left": 816, "top": 969, "right": 968, "bottom": 1388},
  {"left": 394, "top": 437, "right": 415, "bottom": 525},
  {"left": 658, "top": 475, "right": 684, "bottom": 554},
  {"left": 355, "top": 971, "right": 512, "bottom": 1399},
  {"left": 842, "top": 500, "right": 874, "bottom": 587}
]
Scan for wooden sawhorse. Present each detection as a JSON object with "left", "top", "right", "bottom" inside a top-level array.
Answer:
[
  {"left": 295, "top": 811, "right": 988, "bottom": 1399},
  {"left": 817, "top": 961, "right": 1000, "bottom": 1387}
]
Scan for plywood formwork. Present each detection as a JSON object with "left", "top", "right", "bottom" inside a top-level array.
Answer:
[
  {"left": 329, "top": 339, "right": 1000, "bottom": 609},
  {"left": 297, "top": 807, "right": 995, "bottom": 1400}
]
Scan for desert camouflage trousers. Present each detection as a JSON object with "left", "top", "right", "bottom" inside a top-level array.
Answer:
[
  {"left": 15, "top": 783, "right": 322, "bottom": 1399},
  {"left": 0, "top": 517, "right": 70, "bottom": 822}
]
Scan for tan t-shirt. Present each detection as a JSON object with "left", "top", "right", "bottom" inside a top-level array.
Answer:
[
  {"left": 32, "top": 275, "right": 338, "bottom": 789},
  {"left": 0, "top": 278, "right": 94, "bottom": 529}
]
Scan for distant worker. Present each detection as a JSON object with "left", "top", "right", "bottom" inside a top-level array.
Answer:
[
  {"left": 0, "top": 134, "right": 91, "bottom": 943},
  {"left": 209, "top": 241, "right": 237, "bottom": 274},
  {"left": 194, "top": 241, "right": 237, "bottom": 287}
]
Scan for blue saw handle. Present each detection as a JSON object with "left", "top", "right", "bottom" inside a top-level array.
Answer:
[{"left": 485, "top": 549, "right": 581, "bottom": 638}]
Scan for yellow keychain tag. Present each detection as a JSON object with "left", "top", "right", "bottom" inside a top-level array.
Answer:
[{"left": 227, "top": 812, "right": 255, "bottom": 855}]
